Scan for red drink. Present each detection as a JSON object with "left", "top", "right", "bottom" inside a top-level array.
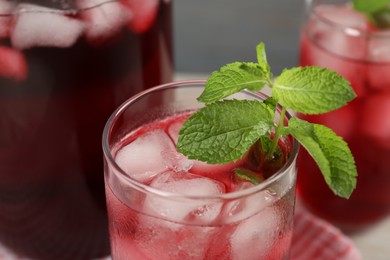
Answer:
[
  {"left": 103, "top": 82, "right": 298, "bottom": 259},
  {"left": 298, "top": 0, "right": 390, "bottom": 230},
  {"left": 0, "top": 0, "right": 172, "bottom": 258}
]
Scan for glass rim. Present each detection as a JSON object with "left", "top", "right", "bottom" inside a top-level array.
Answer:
[
  {"left": 306, "top": 0, "right": 390, "bottom": 39},
  {"left": 102, "top": 80, "right": 299, "bottom": 201}
]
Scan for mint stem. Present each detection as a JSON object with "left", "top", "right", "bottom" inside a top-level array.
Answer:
[{"left": 267, "top": 106, "right": 286, "bottom": 159}]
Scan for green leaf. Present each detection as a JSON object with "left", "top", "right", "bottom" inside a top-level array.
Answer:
[
  {"left": 285, "top": 117, "right": 357, "bottom": 198},
  {"left": 273, "top": 66, "right": 356, "bottom": 114},
  {"left": 264, "top": 97, "right": 278, "bottom": 111},
  {"left": 235, "top": 168, "right": 264, "bottom": 185},
  {"left": 353, "top": 0, "right": 389, "bottom": 14},
  {"left": 177, "top": 100, "right": 274, "bottom": 164},
  {"left": 373, "top": 7, "right": 390, "bottom": 28},
  {"left": 197, "top": 62, "right": 269, "bottom": 104},
  {"left": 256, "top": 42, "right": 271, "bottom": 79},
  {"left": 353, "top": 0, "right": 390, "bottom": 28}
]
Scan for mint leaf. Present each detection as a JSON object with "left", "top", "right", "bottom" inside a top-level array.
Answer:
[
  {"left": 256, "top": 42, "right": 272, "bottom": 79},
  {"left": 353, "top": 0, "right": 389, "bottom": 15},
  {"left": 197, "top": 62, "right": 269, "bottom": 104},
  {"left": 235, "top": 168, "right": 264, "bottom": 185},
  {"left": 373, "top": 7, "right": 390, "bottom": 28},
  {"left": 353, "top": 0, "right": 390, "bottom": 28},
  {"left": 285, "top": 117, "right": 357, "bottom": 198},
  {"left": 273, "top": 66, "right": 356, "bottom": 114},
  {"left": 264, "top": 97, "right": 277, "bottom": 111},
  {"left": 177, "top": 100, "right": 274, "bottom": 164}
]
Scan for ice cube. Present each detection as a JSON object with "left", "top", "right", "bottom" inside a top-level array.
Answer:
[
  {"left": 314, "top": 5, "right": 368, "bottom": 31},
  {"left": 204, "top": 226, "right": 235, "bottom": 259},
  {"left": 11, "top": 4, "right": 85, "bottom": 50},
  {"left": 143, "top": 171, "right": 225, "bottom": 224},
  {"left": 0, "top": 46, "right": 27, "bottom": 81},
  {"left": 136, "top": 213, "right": 217, "bottom": 260},
  {"left": 0, "top": 0, "right": 14, "bottom": 13},
  {"left": 115, "top": 129, "right": 176, "bottom": 183},
  {"left": 314, "top": 5, "right": 368, "bottom": 59},
  {"left": 167, "top": 120, "right": 182, "bottom": 144},
  {"left": 122, "top": 0, "right": 159, "bottom": 33},
  {"left": 0, "top": 241, "right": 30, "bottom": 259},
  {"left": 361, "top": 93, "right": 390, "bottom": 148},
  {"left": 161, "top": 149, "right": 193, "bottom": 172},
  {"left": 112, "top": 236, "right": 148, "bottom": 260},
  {"left": 79, "top": 0, "right": 131, "bottom": 43},
  {"left": 105, "top": 189, "right": 148, "bottom": 260},
  {"left": 0, "top": 0, "right": 16, "bottom": 38},
  {"left": 223, "top": 182, "right": 277, "bottom": 223},
  {"left": 138, "top": 171, "right": 224, "bottom": 258},
  {"left": 230, "top": 207, "right": 280, "bottom": 260}
]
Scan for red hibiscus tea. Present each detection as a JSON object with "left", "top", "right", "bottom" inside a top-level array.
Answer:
[
  {"left": 0, "top": 0, "right": 172, "bottom": 258},
  {"left": 103, "top": 82, "right": 298, "bottom": 259},
  {"left": 298, "top": 0, "right": 390, "bottom": 230}
]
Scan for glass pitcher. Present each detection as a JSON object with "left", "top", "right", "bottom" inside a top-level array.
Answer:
[{"left": 0, "top": 0, "right": 173, "bottom": 258}]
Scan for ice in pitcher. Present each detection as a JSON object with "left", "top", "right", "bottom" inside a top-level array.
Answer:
[{"left": 106, "top": 112, "right": 296, "bottom": 259}]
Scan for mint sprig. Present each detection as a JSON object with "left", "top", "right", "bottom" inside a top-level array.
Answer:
[
  {"left": 353, "top": 0, "right": 390, "bottom": 29},
  {"left": 177, "top": 42, "right": 357, "bottom": 199}
]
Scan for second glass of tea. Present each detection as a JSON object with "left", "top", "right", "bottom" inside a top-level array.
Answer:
[{"left": 298, "top": 0, "right": 390, "bottom": 230}]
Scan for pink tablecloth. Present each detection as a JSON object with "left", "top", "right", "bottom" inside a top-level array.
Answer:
[{"left": 291, "top": 204, "right": 361, "bottom": 260}]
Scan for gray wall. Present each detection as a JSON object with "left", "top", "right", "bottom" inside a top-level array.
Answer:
[{"left": 173, "top": 0, "right": 306, "bottom": 75}]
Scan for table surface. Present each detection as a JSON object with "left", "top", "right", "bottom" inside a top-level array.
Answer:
[
  {"left": 175, "top": 72, "right": 390, "bottom": 260},
  {"left": 349, "top": 217, "right": 390, "bottom": 259}
]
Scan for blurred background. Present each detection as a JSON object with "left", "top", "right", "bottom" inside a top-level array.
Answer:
[{"left": 173, "top": 0, "right": 306, "bottom": 75}]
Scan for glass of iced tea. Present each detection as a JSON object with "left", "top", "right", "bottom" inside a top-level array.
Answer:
[
  {"left": 298, "top": 0, "right": 390, "bottom": 230},
  {"left": 0, "top": 0, "right": 172, "bottom": 258},
  {"left": 103, "top": 81, "right": 299, "bottom": 259}
]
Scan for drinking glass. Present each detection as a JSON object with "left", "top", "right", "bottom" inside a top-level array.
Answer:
[
  {"left": 298, "top": 0, "right": 390, "bottom": 230},
  {"left": 102, "top": 81, "right": 299, "bottom": 259},
  {"left": 0, "top": 0, "right": 172, "bottom": 258}
]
